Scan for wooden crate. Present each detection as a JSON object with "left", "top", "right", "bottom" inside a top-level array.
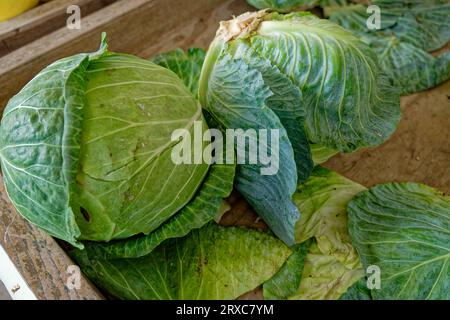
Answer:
[
  {"left": 0, "top": 0, "right": 117, "bottom": 58},
  {"left": 0, "top": 0, "right": 449, "bottom": 300}
]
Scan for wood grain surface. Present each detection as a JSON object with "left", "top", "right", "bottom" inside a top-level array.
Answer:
[
  {"left": 0, "top": 0, "right": 448, "bottom": 300},
  {"left": 0, "top": 0, "right": 117, "bottom": 58}
]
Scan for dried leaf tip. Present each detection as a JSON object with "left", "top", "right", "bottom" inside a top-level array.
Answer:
[{"left": 216, "top": 10, "right": 268, "bottom": 42}]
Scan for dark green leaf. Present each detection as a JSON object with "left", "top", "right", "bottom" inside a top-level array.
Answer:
[
  {"left": 200, "top": 51, "right": 300, "bottom": 245},
  {"left": 366, "top": 36, "right": 450, "bottom": 94},
  {"left": 339, "top": 278, "right": 372, "bottom": 300},
  {"left": 325, "top": 1, "right": 450, "bottom": 94},
  {"left": 0, "top": 40, "right": 108, "bottom": 248},
  {"left": 152, "top": 48, "right": 206, "bottom": 98}
]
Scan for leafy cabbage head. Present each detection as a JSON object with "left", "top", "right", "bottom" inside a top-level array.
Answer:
[
  {"left": 0, "top": 36, "right": 210, "bottom": 247},
  {"left": 198, "top": 10, "right": 400, "bottom": 245}
]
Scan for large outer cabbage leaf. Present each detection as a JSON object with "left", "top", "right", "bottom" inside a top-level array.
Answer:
[
  {"left": 365, "top": 36, "right": 450, "bottom": 95},
  {"left": 325, "top": 3, "right": 403, "bottom": 33},
  {"left": 227, "top": 41, "right": 314, "bottom": 183},
  {"left": 389, "top": 11, "right": 450, "bottom": 53},
  {"left": 200, "top": 49, "right": 302, "bottom": 245},
  {"left": 348, "top": 183, "right": 450, "bottom": 300},
  {"left": 200, "top": 11, "right": 400, "bottom": 244},
  {"left": 0, "top": 39, "right": 108, "bottom": 248},
  {"left": 327, "top": 1, "right": 450, "bottom": 52},
  {"left": 292, "top": 167, "right": 365, "bottom": 299},
  {"left": 71, "top": 223, "right": 291, "bottom": 300},
  {"left": 75, "top": 53, "right": 209, "bottom": 241}
]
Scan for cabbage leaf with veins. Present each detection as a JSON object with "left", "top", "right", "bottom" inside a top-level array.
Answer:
[
  {"left": 348, "top": 182, "right": 450, "bottom": 300},
  {"left": 71, "top": 223, "right": 292, "bottom": 300},
  {"left": 0, "top": 35, "right": 234, "bottom": 248},
  {"left": 198, "top": 11, "right": 400, "bottom": 245},
  {"left": 263, "top": 167, "right": 366, "bottom": 300},
  {"left": 325, "top": 0, "right": 450, "bottom": 94}
]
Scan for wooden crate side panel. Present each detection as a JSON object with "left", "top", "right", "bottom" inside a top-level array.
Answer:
[
  {"left": 0, "top": 175, "right": 103, "bottom": 300},
  {"left": 0, "top": 0, "right": 117, "bottom": 58}
]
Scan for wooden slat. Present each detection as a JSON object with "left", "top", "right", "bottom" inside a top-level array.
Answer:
[
  {"left": 0, "top": 0, "right": 117, "bottom": 57},
  {"left": 0, "top": 281, "right": 11, "bottom": 300}
]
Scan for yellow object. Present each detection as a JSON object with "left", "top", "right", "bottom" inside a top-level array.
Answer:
[{"left": 0, "top": 0, "right": 39, "bottom": 22}]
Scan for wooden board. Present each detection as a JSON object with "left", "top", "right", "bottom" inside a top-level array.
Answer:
[
  {"left": 0, "top": 175, "right": 103, "bottom": 300},
  {"left": 0, "top": 0, "right": 117, "bottom": 58},
  {"left": 0, "top": 0, "right": 448, "bottom": 300}
]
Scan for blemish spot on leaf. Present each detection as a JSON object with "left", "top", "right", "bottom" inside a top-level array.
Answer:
[{"left": 80, "top": 207, "right": 91, "bottom": 222}]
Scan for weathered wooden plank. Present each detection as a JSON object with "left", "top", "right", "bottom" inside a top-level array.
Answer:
[
  {"left": 137, "top": 0, "right": 254, "bottom": 57},
  {"left": 0, "top": 0, "right": 117, "bottom": 58},
  {"left": 0, "top": 175, "right": 104, "bottom": 300}
]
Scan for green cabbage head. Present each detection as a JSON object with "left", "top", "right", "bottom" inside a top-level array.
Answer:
[
  {"left": 198, "top": 11, "right": 400, "bottom": 245},
  {"left": 0, "top": 35, "right": 235, "bottom": 248}
]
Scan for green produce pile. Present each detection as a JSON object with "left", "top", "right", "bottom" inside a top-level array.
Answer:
[
  {"left": 247, "top": 0, "right": 450, "bottom": 95},
  {"left": 0, "top": 6, "right": 448, "bottom": 300}
]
